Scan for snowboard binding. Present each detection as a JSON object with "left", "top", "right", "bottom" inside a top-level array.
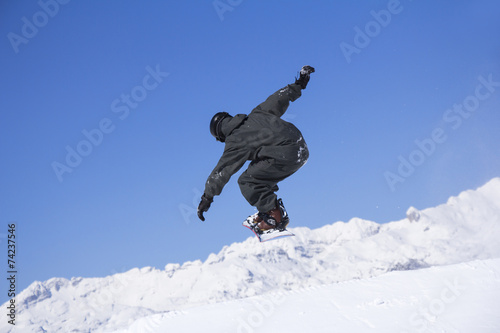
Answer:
[
  {"left": 256, "top": 198, "right": 289, "bottom": 232},
  {"left": 242, "top": 199, "right": 294, "bottom": 242}
]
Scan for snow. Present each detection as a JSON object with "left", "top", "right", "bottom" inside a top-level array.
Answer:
[
  {"left": 118, "top": 259, "right": 500, "bottom": 333},
  {"left": 2, "top": 177, "right": 500, "bottom": 332}
]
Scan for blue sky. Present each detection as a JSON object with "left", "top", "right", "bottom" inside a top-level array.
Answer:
[{"left": 1, "top": 0, "right": 500, "bottom": 300}]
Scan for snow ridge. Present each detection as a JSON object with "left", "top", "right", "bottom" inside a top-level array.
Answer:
[{"left": 2, "top": 178, "right": 500, "bottom": 333}]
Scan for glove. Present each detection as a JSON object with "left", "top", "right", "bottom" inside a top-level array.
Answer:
[
  {"left": 300, "top": 65, "right": 315, "bottom": 75},
  {"left": 197, "top": 194, "right": 213, "bottom": 221},
  {"left": 295, "top": 65, "right": 315, "bottom": 89}
]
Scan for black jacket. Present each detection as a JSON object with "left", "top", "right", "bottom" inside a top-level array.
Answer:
[{"left": 204, "top": 84, "right": 308, "bottom": 199}]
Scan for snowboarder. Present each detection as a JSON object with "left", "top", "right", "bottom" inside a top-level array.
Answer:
[{"left": 197, "top": 65, "right": 315, "bottom": 232}]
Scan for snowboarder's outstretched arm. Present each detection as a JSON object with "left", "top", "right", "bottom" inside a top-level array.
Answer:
[
  {"left": 250, "top": 65, "right": 315, "bottom": 118},
  {"left": 197, "top": 146, "right": 249, "bottom": 221}
]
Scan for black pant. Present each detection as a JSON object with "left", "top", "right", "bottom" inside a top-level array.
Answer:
[{"left": 238, "top": 157, "right": 306, "bottom": 213}]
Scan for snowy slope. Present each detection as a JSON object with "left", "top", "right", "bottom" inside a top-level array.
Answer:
[
  {"left": 2, "top": 177, "right": 500, "bottom": 333},
  {"left": 117, "top": 258, "right": 500, "bottom": 333}
]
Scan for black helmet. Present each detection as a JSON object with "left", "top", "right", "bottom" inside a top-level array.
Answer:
[{"left": 210, "top": 112, "right": 231, "bottom": 142}]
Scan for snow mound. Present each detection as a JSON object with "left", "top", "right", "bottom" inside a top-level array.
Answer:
[
  {"left": 118, "top": 258, "right": 500, "bottom": 333},
  {"left": 2, "top": 178, "right": 500, "bottom": 333}
]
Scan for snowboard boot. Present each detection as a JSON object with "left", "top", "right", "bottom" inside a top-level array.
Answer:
[
  {"left": 256, "top": 199, "right": 290, "bottom": 231},
  {"left": 295, "top": 65, "right": 315, "bottom": 89}
]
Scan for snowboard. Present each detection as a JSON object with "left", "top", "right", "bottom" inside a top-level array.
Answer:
[{"left": 242, "top": 213, "right": 295, "bottom": 242}]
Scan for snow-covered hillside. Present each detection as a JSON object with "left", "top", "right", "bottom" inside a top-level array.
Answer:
[
  {"left": 3, "top": 178, "right": 500, "bottom": 333},
  {"left": 118, "top": 258, "right": 500, "bottom": 333}
]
